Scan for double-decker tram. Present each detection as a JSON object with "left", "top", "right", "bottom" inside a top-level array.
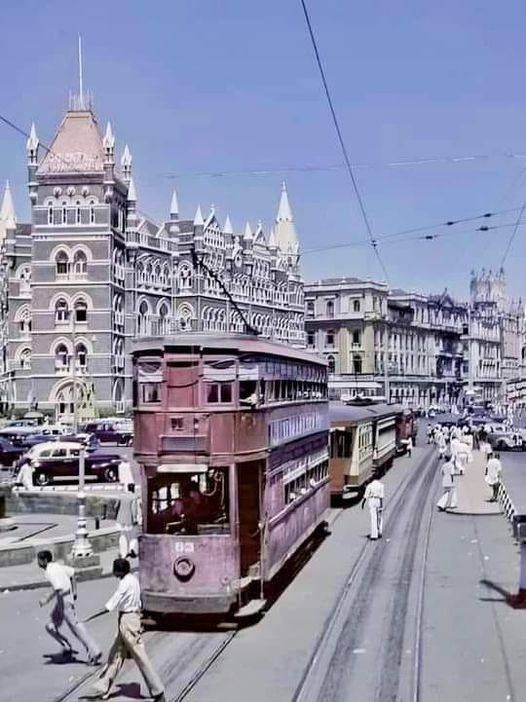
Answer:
[
  {"left": 133, "top": 334, "right": 329, "bottom": 617},
  {"left": 329, "top": 401, "right": 404, "bottom": 500}
]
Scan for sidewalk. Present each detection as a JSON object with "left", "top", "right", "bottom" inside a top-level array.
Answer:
[
  {"left": 0, "top": 547, "right": 137, "bottom": 591},
  {"left": 455, "top": 450, "right": 501, "bottom": 516}
]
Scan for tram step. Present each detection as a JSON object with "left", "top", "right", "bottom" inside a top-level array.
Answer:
[{"left": 234, "top": 598, "right": 267, "bottom": 619}]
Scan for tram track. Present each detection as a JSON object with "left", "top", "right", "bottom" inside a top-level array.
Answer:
[{"left": 292, "top": 446, "right": 438, "bottom": 702}]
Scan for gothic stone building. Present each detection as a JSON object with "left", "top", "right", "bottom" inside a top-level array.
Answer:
[{"left": 0, "top": 99, "right": 304, "bottom": 420}]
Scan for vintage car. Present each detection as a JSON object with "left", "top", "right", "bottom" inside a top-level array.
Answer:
[
  {"left": 0, "top": 437, "right": 25, "bottom": 468},
  {"left": 21, "top": 441, "right": 122, "bottom": 486},
  {"left": 80, "top": 420, "right": 133, "bottom": 446},
  {"left": 487, "top": 430, "right": 524, "bottom": 452}
]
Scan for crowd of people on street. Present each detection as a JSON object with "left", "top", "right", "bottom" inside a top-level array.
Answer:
[{"left": 428, "top": 421, "right": 502, "bottom": 512}]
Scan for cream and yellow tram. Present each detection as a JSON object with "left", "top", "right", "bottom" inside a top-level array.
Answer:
[{"left": 329, "top": 401, "right": 403, "bottom": 499}]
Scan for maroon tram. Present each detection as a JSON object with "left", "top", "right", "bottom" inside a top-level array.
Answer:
[{"left": 133, "top": 334, "right": 329, "bottom": 617}]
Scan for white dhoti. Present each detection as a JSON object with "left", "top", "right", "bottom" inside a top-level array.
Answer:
[{"left": 369, "top": 498, "right": 382, "bottom": 539}]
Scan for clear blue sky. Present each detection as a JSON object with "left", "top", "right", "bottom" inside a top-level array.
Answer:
[{"left": 2, "top": 0, "right": 526, "bottom": 299}]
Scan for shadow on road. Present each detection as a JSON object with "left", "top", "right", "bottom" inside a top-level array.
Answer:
[
  {"left": 103, "top": 682, "right": 145, "bottom": 699},
  {"left": 480, "top": 578, "right": 526, "bottom": 609}
]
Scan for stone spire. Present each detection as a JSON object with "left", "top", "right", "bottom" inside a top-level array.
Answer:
[
  {"left": 193, "top": 205, "right": 204, "bottom": 226},
  {"left": 127, "top": 177, "right": 137, "bottom": 203},
  {"left": 103, "top": 121, "right": 115, "bottom": 160},
  {"left": 243, "top": 221, "right": 253, "bottom": 241},
  {"left": 223, "top": 214, "right": 233, "bottom": 235},
  {"left": 120, "top": 144, "right": 132, "bottom": 181},
  {"left": 26, "top": 123, "right": 39, "bottom": 163},
  {"left": 274, "top": 181, "right": 299, "bottom": 257},
  {"left": 268, "top": 225, "right": 277, "bottom": 249},
  {"left": 170, "top": 189, "right": 179, "bottom": 220},
  {"left": 0, "top": 181, "right": 17, "bottom": 238}
]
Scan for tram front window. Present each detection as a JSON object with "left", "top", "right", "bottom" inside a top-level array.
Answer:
[{"left": 148, "top": 468, "right": 230, "bottom": 536}]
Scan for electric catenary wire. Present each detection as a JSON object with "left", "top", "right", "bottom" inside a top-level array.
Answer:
[{"left": 299, "top": 0, "right": 390, "bottom": 283}]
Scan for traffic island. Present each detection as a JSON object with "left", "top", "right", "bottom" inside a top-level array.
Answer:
[{"left": 0, "top": 481, "right": 16, "bottom": 533}]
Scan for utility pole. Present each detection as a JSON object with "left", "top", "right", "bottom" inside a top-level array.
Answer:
[
  {"left": 69, "top": 313, "right": 93, "bottom": 561},
  {"left": 384, "top": 323, "right": 390, "bottom": 403}
]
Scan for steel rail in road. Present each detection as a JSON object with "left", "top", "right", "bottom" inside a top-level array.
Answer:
[
  {"left": 169, "top": 630, "right": 238, "bottom": 702},
  {"left": 292, "top": 447, "right": 438, "bottom": 702}
]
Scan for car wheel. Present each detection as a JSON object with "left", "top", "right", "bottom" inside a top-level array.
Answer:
[
  {"left": 126, "top": 436, "right": 133, "bottom": 447},
  {"left": 34, "top": 470, "right": 50, "bottom": 487},
  {"left": 104, "top": 466, "right": 118, "bottom": 483}
]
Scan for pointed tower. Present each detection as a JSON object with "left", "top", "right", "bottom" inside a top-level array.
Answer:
[
  {"left": 223, "top": 215, "right": 233, "bottom": 235},
  {"left": 193, "top": 205, "right": 204, "bottom": 227},
  {"left": 274, "top": 181, "right": 299, "bottom": 264},
  {"left": 27, "top": 123, "right": 39, "bottom": 205},
  {"left": 243, "top": 221, "right": 253, "bottom": 241},
  {"left": 0, "top": 181, "right": 16, "bottom": 238},
  {"left": 170, "top": 189, "right": 179, "bottom": 221},
  {"left": 120, "top": 144, "right": 132, "bottom": 182}
]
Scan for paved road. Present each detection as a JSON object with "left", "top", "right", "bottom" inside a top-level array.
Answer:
[{"left": 2, "top": 442, "right": 526, "bottom": 701}]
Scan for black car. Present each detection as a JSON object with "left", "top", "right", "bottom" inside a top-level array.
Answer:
[
  {"left": 25, "top": 442, "right": 123, "bottom": 486},
  {"left": 0, "top": 437, "right": 24, "bottom": 468},
  {"left": 81, "top": 421, "right": 133, "bottom": 446}
]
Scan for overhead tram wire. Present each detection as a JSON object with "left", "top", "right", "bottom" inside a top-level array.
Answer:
[
  {"left": 299, "top": 0, "right": 390, "bottom": 283},
  {"left": 500, "top": 199, "right": 526, "bottom": 268},
  {"left": 302, "top": 219, "right": 526, "bottom": 256}
]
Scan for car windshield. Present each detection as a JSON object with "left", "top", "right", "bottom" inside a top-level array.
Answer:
[{"left": 147, "top": 469, "right": 230, "bottom": 536}]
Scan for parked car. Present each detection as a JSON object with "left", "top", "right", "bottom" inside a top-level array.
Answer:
[
  {"left": 0, "top": 437, "right": 25, "bottom": 468},
  {"left": 80, "top": 420, "right": 133, "bottom": 446},
  {"left": 0, "top": 425, "right": 43, "bottom": 447},
  {"left": 21, "top": 441, "right": 122, "bottom": 486},
  {"left": 487, "top": 431, "right": 524, "bottom": 452}
]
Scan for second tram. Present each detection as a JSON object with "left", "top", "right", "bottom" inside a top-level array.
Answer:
[{"left": 329, "top": 401, "right": 405, "bottom": 499}]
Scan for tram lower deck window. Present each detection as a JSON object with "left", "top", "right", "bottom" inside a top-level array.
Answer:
[{"left": 148, "top": 468, "right": 230, "bottom": 535}]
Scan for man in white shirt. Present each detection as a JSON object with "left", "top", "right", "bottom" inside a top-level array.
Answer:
[
  {"left": 83, "top": 558, "right": 165, "bottom": 701},
  {"left": 117, "top": 487, "right": 142, "bottom": 559},
  {"left": 437, "top": 457, "right": 458, "bottom": 511},
  {"left": 37, "top": 550, "right": 101, "bottom": 664},
  {"left": 485, "top": 451, "right": 503, "bottom": 502},
  {"left": 362, "top": 479, "right": 384, "bottom": 540}
]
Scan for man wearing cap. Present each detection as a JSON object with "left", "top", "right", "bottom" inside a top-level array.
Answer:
[
  {"left": 82, "top": 558, "right": 164, "bottom": 701},
  {"left": 37, "top": 550, "right": 102, "bottom": 665}
]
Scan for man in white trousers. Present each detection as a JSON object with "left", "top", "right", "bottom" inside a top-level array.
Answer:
[
  {"left": 117, "top": 487, "right": 142, "bottom": 559},
  {"left": 362, "top": 478, "right": 385, "bottom": 540},
  {"left": 437, "top": 456, "right": 458, "bottom": 511}
]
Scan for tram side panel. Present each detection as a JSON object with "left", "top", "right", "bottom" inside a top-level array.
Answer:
[
  {"left": 373, "top": 415, "right": 398, "bottom": 475},
  {"left": 263, "top": 435, "right": 330, "bottom": 582}
]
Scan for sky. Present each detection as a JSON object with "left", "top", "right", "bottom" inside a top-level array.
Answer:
[{"left": 1, "top": 0, "right": 526, "bottom": 299}]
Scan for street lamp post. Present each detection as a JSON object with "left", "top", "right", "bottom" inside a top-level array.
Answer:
[{"left": 69, "top": 312, "right": 93, "bottom": 561}]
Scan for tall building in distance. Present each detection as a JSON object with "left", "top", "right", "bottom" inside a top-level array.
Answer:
[
  {"left": 305, "top": 271, "right": 526, "bottom": 409},
  {"left": 0, "top": 93, "right": 304, "bottom": 420}
]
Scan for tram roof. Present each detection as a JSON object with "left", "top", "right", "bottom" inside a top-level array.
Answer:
[
  {"left": 132, "top": 333, "right": 327, "bottom": 367},
  {"left": 329, "top": 401, "right": 405, "bottom": 424}
]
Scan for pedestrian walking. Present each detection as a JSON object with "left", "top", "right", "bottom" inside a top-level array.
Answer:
[
  {"left": 118, "top": 459, "right": 135, "bottom": 491},
  {"left": 117, "top": 487, "right": 142, "bottom": 559},
  {"left": 437, "top": 457, "right": 458, "bottom": 511},
  {"left": 406, "top": 436, "right": 413, "bottom": 457},
  {"left": 37, "top": 550, "right": 102, "bottom": 665},
  {"left": 485, "top": 451, "right": 503, "bottom": 502},
  {"left": 15, "top": 459, "right": 34, "bottom": 490},
  {"left": 362, "top": 479, "right": 384, "bottom": 540},
  {"left": 82, "top": 558, "right": 165, "bottom": 701}
]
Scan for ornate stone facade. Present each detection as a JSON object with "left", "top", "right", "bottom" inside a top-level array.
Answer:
[
  {"left": 0, "top": 99, "right": 304, "bottom": 419},
  {"left": 305, "top": 272, "right": 525, "bottom": 408}
]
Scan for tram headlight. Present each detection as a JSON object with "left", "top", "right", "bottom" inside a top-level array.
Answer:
[{"left": 173, "top": 556, "right": 195, "bottom": 582}]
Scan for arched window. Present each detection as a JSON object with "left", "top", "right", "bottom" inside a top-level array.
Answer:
[
  {"left": 56, "top": 383, "right": 75, "bottom": 417},
  {"left": 138, "top": 301, "right": 151, "bottom": 336},
  {"left": 158, "top": 303, "right": 170, "bottom": 334},
  {"left": 353, "top": 354, "right": 362, "bottom": 374},
  {"left": 19, "top": 348, "right": 31, "bottom": 370},
  {"left": 56, "top": 251, "right": 69, "bottom": 276},
  {"left": 17, "top": 306, "right": 32, "bottom": 335},
  {"left": 55, "top": 298, "right": 70, "bottom": 324},
  {"left": 74, "top": 299, "right": 88, "bottom": 324},
  {"left": 327, "top": 354, "right": 336, "bottom": 374},
  {"left": 76, "top": 342, "right": 88, "bottom": 370},
  {"left": 89, "top": 206, "right": 95, "bottom": 224},
  {"left": 73, "top": 250, "right": 87, "bottom": 276},
  {"left": 55, "top": 343, "right": 69, "bottom": 370},
  {"left": 48, "top": 207, "right": 53, "bottom": 225},
  {"left": 178, "top": 264, "right": 192, "bottom": 291},
  {"left": 17, "top": 265, "right": 31, "bottom": 293},
  {"left": 326, "top": 300, "right": 334, "bottom": 318}
]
